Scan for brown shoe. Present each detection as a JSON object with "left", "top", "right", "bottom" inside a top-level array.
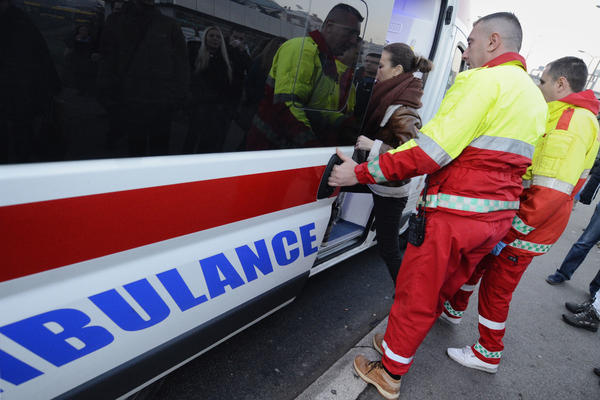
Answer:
[
  {"left": 353, "top": 355, "right": 401, "bottom": 399},
  {"left": 373, "top": 333, "right": 384, "bottom": 355}
]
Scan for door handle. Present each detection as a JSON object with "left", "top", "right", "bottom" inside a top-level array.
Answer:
[{"left": 317, "top": 153, "right": 342, "bottom": 200}]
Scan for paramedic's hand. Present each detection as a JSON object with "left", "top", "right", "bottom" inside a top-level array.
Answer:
[
  {"left": 490, "top": 241, "right": 507, "bottom": 256},
  {"left": 355, "top": 135, "right": 374, "bottom": 151},
  {"left": 328, "top": 148, "right": 358, "bottom": 187}
]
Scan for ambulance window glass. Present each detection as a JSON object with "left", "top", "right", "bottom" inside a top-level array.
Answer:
[
  {"left": 1, "top": 0, "right": 407, "bottom": 161},
  {"left": 445, "top": 45, "right": 466, "bottom": 94}
]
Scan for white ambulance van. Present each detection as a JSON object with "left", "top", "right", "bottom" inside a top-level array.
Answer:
[{"left": 0, "top": 0, "right": 470, "bottom": 398}]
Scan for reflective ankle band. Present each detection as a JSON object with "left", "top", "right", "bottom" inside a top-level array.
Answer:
[
  {"left": 473, "top": 342, "right": 502, "bottom": 359},
  {"left": 418, "top": 193, "right": 519, "bottom": 213},
  {"left": 444, "top": 301, "right": 464, "bottom": 317}
]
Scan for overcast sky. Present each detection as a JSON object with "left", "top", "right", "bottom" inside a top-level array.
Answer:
[{"left": 469, "top": 0, "right": 600, "bottom": 74}]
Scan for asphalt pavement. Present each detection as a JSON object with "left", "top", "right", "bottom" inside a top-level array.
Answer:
[
  {"left": 153, "top": 200, "right": 600, "bottom": 400},
  {"left": 299, "top": 200, "right": 600, "bottom": 400}
]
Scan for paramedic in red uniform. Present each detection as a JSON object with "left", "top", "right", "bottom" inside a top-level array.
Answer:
[
  {"left": 328, "top": 12, "right": 547, "bottom": 399},
  {"left": 443, "top": 56, "right": 600, "bottom": 372}
]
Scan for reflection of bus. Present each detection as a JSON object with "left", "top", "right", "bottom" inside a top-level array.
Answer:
[{"left": 0, "top": 0, "right": 470, "bottom": 398}]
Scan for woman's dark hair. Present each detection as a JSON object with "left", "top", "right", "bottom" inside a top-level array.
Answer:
[{"left": 383, "top": 43, "right": 433, "bottom": 73}]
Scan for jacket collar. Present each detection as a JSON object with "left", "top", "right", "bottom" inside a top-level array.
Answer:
[
  {"left": 482, "top": 52, "right": 527, "bottom": 71},
  {"left": 556, "top": 90, "right": 600, "bottom": 115},
  {"left": 309, "top": 30, "right": 338, "bottom": 79}
]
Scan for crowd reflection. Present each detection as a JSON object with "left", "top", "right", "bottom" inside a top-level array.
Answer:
[{"left": 0, "top": 0, "right": 379, "bottom": 164}]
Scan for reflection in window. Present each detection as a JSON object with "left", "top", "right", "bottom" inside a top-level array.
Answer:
[
  {"left": 1, "top": 0, "right": 409, "bottom": 162},
  {"left": 446, "top": 45, "right": 466, "bottom": 93}
]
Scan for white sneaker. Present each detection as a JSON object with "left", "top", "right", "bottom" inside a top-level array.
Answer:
[
  {"left": 439, "top": 312, "right": 461, "bottom": 325},
  {"left": 447, "top": 346, "right": 498, "bottom": 374}
]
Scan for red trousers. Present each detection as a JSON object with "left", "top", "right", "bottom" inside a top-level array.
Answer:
[
  {"left": 381, "top": 211, "right": 513, "bottom": 375},
  {"left": 444, "top": 247, "right": 533, "bottom": 364}
]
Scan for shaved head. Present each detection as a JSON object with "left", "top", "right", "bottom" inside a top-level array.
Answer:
[{"left": 474, "top": 12, "right": 522, "bottom": 52}]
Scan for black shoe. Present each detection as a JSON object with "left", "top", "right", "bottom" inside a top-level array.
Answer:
[
  {"left": 565, "top": 299, "right": 594, "bottom": 314},
  {"left": 546, "top": 272, "right": 566, "bottom": 285},
  {"left": 562, "top": 307, "right": 600, "bottom": 332},
  {"left": 594, "top": 367, "right": 600, "bottom": 377}
]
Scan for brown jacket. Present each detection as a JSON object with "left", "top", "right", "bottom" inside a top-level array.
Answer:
[{"left": 378, "top": 106, "right": 422, "bottom": 154}]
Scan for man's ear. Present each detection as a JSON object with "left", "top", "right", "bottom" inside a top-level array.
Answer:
[
  {"left": 488, "top": 32, "right": 501, "bottom": 52},
  {"left": 557, "top": 76, "right": 571, "bottom": 92}
]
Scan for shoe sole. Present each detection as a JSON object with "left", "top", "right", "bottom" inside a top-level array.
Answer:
[
  {"left": 446, "top": 349, "right": 498, "bottom": 374},
  {"left": 545, "top": 278, "right": 565, "bottom": 285},
  {"left": 353, "top": 358, "right": 399, "bottom": 400},
  {"left": 373, "top": 335, "right": 383, "bottom": 356},
  {"left": 562, "top": 314, "right": 599, "bottom": 332}
]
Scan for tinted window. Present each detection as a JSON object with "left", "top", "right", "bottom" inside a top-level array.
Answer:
[{"left": 0, "top": 0, "right": 414, "bottom": 162}]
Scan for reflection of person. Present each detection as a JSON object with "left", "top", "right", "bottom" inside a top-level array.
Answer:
[
  {"left": 237, "top": 37, "right": 285, "bottom": 134},
  {"left": 184, "top": 26, "right": 233, "bottom": 154},
  {"left": 97, "top": 0, "right": 189, "bottom": 157},
  {"left": 443, "top": 56, "right": 599, "bottom": 372},
  {"left": 328, "top": 13, "right": 547, "bottom": 399},
  {"left": 227, "top": 28, "right": 251, "bottom": 110},
  {"left": 64, "top": 25, "right": 99, "bottom": 95},
  {"left": 246, "top": 3, "right": 363, "bottom": 150},
  {"left": 353, "top": 43, "right": 432, "bottom": 283},
  {"left": 354, "top": 52, "right": 380, "bottom": 122},
  {"left": 0, "top": 0, "right": 61, "bottom": 163}
]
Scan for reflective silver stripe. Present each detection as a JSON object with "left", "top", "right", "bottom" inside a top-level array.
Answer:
[
  {"left": 581, "top": 169, "right": 591, "bottom": 179},
  {"left": 512, "top": 215, "right": 534, "bottom": 235},
  {"left": 473, "top": 341, "right": 502, "bottom": 359},
  {"left": 444, "top": 300, "right": 464, "bottom": 317},
  {"left": 469, "top": 135, "right": 534, "bottom": 159},
  {"left": 522, "top": 179, "right": 532, "bottom": 189},
  {"left": 414, "top": 133, "right": 452, "bottom": 167},
  {"left": 273, "top": 93, "right": 303, "bottom": 104},
  {"left": 478, "top": 315, "right": 505, "bottom": 330},
  {"left": 367, "top": 159, "right": 387, "bottom": 183},
  {"left": 507, "top": 238, "right": 552, "bottom": 253},
  {"left": 418, "top": 193, "right": 519, "bottom": 213},
  {"left": 382, "top": 339, "right": 414, "bottom": 364},
  {"left": 532, "top": 175, "right": 574, "bottom": 195},
  {"left": 461, "top": 284, "right": 477, "bottom": 292}
]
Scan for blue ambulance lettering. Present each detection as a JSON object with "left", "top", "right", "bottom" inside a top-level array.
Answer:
[
  {"left": 157, "top": 268, "right": 208, "bottom": 311},
  {"left": 89, "top": 279, "right": 171, "bottom": 331},
  {"left": 0, "top": 309, "right": 114, "bottom": 367},
  {"left": 0, "top": 349, "right": 44, "bottom": 385},
  {"left": 0, "top": 223, "right": 318, "bottom": 386}
]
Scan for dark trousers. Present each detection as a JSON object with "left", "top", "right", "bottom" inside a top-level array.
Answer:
[
  {"left": 372, "top": 193, "right": 408, "bottom": 283},
  {"left": 555, "top": 201, "right": 600, "bottom": 297},
  {"left": 185, "top": 103, "right": 231, "bottom": 154},
  {"left": 122, "top": 104, "right": 173, "bottom": 157}
]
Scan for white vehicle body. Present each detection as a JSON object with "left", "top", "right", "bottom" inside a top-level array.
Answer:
[{"left": 0, "top": 0, "right": 470, "bottom": 398}]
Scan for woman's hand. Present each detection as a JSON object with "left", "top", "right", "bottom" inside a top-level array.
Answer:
[{"left": 355, "top": 135, "right": 374, "bottom": 151}]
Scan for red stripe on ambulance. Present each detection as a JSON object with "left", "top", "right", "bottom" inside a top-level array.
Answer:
[{"left": 0, "top": 166, "right": 325, "bottom": 283}]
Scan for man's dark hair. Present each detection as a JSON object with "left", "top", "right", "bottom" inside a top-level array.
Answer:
[
  {"left": 325, "top": 3, "right": 364, "bottom": 23},
  {"left": 474, "top": 12, "right": 522, "bottom": 52},
  {"left": 547, "top": 56, "right": 588, "bottom": 92},
  {"left": 366, "top": 53, "right": 381, "bottom": 59}
]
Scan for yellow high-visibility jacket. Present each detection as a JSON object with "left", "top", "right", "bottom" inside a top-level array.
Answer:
[
  {"left": 247, "top": 30, "right": 354, "bottom": 150},
  {"left": 504, "top": 90, "right": 600, "bottom": 254}
]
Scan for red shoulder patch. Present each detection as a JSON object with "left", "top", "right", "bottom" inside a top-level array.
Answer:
[{"left": 556, "top": 108, "right": 575, "bottom": 130}]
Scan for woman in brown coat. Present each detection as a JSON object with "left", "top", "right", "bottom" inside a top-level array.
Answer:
[{"left": 355, "top": 43, "right": 432, "bottom": 282}]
